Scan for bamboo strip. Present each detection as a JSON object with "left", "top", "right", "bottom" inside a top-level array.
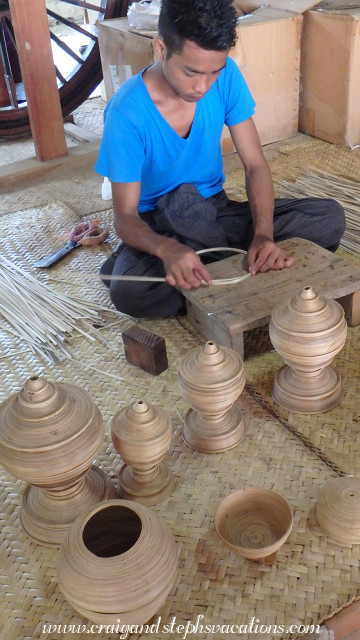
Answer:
[
  {"left": 70, "top": 359, "right": 149, "bottom": 387},
  {"left": 55, "top": 247, "right": 250, "bottom": 287},
  {"left": 99, "top": 273, "right": 252, "bottom": 285},
  {"left": 0, "top": 257, "right": 120, "bottom": 363}
]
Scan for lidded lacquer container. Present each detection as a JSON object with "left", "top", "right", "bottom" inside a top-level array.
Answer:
[
  {"left": 111, "top": 399, "right": 174, "bottom": 505},
  {"left": 269, "top": 286, "right": 347, "bottom": 413},
  {"left": 178, "top": 341, "right": 245, "bottom": 453},
  {"left": 316, "top": 476, "right": 360, "bottom": 544},
  {"left": 0, "top": 375, "right": 115, "bottom": 545}
]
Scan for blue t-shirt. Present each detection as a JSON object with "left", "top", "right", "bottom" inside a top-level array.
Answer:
[{"left": 95, "top": 57, "right": 255, "bottom": 213}]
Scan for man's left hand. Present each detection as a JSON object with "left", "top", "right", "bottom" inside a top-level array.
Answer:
[{"left": 247, "top": 235, "right": 294, "bottom": 275}]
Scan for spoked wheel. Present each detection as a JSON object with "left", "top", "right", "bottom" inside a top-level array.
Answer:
[{"left": 0, "top": 0, "right": 129, "bottom": 138}]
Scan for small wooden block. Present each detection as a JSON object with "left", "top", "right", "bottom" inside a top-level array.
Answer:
[{"left": 122, "top": 326, "right": 168, "bottom": 376}]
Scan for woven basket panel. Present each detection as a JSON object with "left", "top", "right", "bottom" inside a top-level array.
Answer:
[{"left": 1, "top": 203, "right": 360, "bottom": 640}]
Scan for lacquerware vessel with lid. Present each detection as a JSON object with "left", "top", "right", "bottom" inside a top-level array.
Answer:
[
  {"left": 178, "top": 341, "right": 246, "bottom": 453},
  {"left": 316, "top": 476, "right": 360, "bottom": 544},
  {"left": 111, "top": 399, "right": 174, "bottom": 505},
  {"left": 269, "top": 286, "right": 347, "bottom": 413},
  {"left": 0, "top": 375, "right": 115, "bottom": 545}
]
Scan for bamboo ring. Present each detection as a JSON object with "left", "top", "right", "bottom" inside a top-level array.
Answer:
[{"left": 195, "top": 247, "right": 249, "bottom": 285}]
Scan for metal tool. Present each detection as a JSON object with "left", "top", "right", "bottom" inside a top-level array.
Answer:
[
  {"left": 34, "top": 220, "right": 109, "bottom": 268},
  {"left": 34, "top": 240, "right": 80, "bottom": 268}
]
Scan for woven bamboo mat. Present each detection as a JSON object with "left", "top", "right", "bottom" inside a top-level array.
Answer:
[
  {"left": 0, "top": 161, "right": 108, "bottom": 218},
  {"left": 0, "top": 97, "right": 106, "bottom": 217},
  {"left": 1, "top": 203, "right": 360, "bottom": 640},
  {"left": 243, "top": 325, "right": 360, "bottom": 478},
  {"left": 224, "top": 134, "right": 360, "bottom": 201}
]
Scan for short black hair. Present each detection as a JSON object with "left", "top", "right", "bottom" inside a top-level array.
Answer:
[{"left": 158, "top": 0, "right": 238, "bottom": 57}]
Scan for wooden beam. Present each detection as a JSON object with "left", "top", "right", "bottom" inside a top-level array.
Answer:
[
  {"left": 8, "top": 0, "right": 67, "bottom": 161},
  {"left": 0, "top": 140, "right": 100, "bottom": 188},
  {"left": 64, "top": 122, "right": 101, "bottom": 143}
]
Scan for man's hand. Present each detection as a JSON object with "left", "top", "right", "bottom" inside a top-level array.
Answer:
[
  {"left": 247, "top": 235, "right": 294, "bottom": 275},
  {"left": 159, "top": 239, "right": 212, "bottom": 290},
  {"left": 111, "top": 183, "right": 212, "bottom": 289},
  {"left": 229, "top": 120, "right": 293, "bottom": 277}
]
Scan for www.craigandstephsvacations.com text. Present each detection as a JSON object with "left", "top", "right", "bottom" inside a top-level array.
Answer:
[{"left": 42, "top": 615, "right": 321, "bottom": 638}]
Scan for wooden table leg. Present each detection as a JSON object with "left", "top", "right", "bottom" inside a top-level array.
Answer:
[
  {"left": 337, "top": 290, "right": 360, "bottom": 327},
  {"left": 186, "top": 300, "right": 242, "bottom": 354}
]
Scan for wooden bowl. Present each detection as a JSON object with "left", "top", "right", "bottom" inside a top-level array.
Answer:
[{"left": 215, "top": 488, "right": 293, "bottom": 561}]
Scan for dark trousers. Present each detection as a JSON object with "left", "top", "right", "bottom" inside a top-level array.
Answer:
[{"left": 100, "top": 190, "right": 345, "bottom": 318}]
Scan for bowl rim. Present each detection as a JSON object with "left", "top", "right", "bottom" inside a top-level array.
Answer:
[{"left": 214, "top": 487, "right": 293, "bottom": 559}]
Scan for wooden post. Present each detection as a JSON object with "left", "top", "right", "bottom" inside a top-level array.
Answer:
[{"left": 8, "top": 0, "right": 67, "bottom": 161}]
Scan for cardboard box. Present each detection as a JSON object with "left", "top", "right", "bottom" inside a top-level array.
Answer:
[
  {"left": 98, "top": 19, "right": 155, "bottom": 100},
  {"left": 224, "top": 9, "right": 303, "bottom": 150},
  {"left": 98, "top": 13, "right": 302, "bottom": 151},
  {"left": 299, "top": 9, "right": 360, "bottom": 148},
  {"left": 235, "top": 0, "right": 320, "bottom": 12}
]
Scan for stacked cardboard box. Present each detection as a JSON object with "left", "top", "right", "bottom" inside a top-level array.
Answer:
[
  {"left": 222, "top": 8, "right": 303, "bottom": 152},
  {"left": 299, "top": 8, "right": 360, "bottom": 148},
  {"left": 97, "top": 2, "right": 320, "bottom": 152},
  {"left": 98, "top": 19, "right": 154, "bottom": 100}
]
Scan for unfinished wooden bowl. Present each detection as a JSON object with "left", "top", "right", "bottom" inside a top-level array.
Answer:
[
  {"left": 269, "top": 285, "right": 347, "bottom": 413},
  {"left": 215, "top": 488, "right": 293, "bottom": 563},
  {"left": 57, "top": 499, "right": 178, "bottom": 625},
  {"left": 178, "top": 341, "right": 245, "bottom": 453},
  {"left": 111, "top": 399, "right": 174, "bottom": 506},
  {"left": 0, "top": 375, "right": 115, "bottom": 546},
  {"left": 316, "top": 476, "right": 360, "bottom": 544}
]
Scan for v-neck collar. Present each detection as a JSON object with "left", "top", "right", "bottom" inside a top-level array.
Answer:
[{"left": 139, "top": 70, "right": 199, "bottom": 142}]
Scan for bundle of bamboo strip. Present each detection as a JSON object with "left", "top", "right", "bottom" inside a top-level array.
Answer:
[
  {"left": 0, "top": 257, "right": 119, "bottom": 363},
  {"left": 274, "top": 168, "right": 360, "bottom": 258}
]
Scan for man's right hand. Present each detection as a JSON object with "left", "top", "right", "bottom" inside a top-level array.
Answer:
[
  {"left": 158, "top": 239, "right": 212, "bottom": 290},
  {"left": 111, "top": 182, "right": 212, "bottom": 289}
]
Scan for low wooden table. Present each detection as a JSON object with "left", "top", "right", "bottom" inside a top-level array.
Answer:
[{"left": 183, "top": 238, "right": 360, "bottom": 359}]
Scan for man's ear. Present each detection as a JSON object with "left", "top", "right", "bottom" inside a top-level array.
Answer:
[{"left": 152, "top": 38, "right": 166, "bottom": 61}]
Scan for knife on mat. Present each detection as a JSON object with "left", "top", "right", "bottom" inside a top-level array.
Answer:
[{"left": 34, "top": 240, "right": 80, "bottom": 268}]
